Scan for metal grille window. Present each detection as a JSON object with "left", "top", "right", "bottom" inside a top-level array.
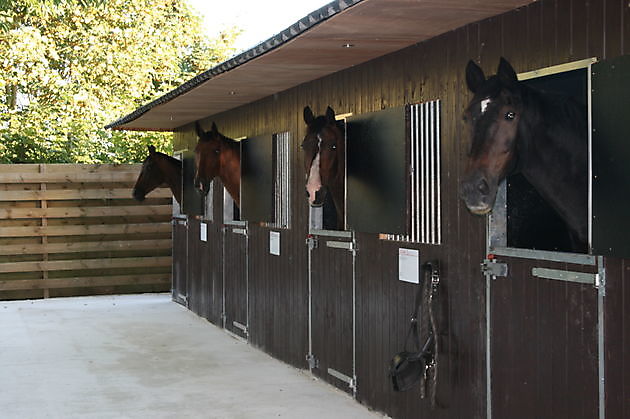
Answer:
[
  {"left": 267, "top": 131, "right": 291, "bottom": 229},
  {"left": 387, "top": 100, "right": 442, "bottom": 244},
  {"left": 172, "top": 152, "right": 184, "bottom": 218}
]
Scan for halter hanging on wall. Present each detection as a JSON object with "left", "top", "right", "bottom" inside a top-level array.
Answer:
[{"left": 390, "top": 260, "right": 440, "bottom": 408}]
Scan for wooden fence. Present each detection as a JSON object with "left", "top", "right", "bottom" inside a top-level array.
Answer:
[{"left": 0, "top": 164, "right": 172, "bottom": 300}]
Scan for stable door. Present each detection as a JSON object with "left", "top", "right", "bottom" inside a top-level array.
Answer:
[{"left": 308, "top": 233, "right": 356, "bottom": 395}]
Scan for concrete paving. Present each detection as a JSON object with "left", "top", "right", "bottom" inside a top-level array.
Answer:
[{"left": 0, "top": 294, "right": 383, "bottom": 419}]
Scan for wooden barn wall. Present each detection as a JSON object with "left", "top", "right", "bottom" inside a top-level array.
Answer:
[{"left": 173, "top": 0, "right": 629, "bottom": 417}]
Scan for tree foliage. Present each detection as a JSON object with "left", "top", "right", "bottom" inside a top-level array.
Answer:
[{"left": 0, "top": 0, "right": 240, "bottom": 163}]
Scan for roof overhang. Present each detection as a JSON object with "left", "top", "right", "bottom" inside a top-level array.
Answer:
[{"left": 107, "top": 0, "right": 535, "bottom": 131}]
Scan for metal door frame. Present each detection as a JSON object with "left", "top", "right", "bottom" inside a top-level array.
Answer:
[{"left": 484, "top": 57, "right": 605, "bottom": 419}]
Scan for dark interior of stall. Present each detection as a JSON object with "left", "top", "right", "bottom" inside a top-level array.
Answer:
[{"left": 506, "top": 68, "right": 588, "bottom": 253}]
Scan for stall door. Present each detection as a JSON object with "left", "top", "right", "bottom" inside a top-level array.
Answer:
[
  {"left": 171, "top": 218, "right": 188, "bottom": 305},
  {"left": 486, "top": 251, "right": 601, "bottom": 419},
  {"left": 308, "top": 234, "right": 355, "bottom": 394},
  {"left": 223, "top": 225, "right": 248, "bottom": 338}
]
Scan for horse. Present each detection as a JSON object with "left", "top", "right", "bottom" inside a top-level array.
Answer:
[
  {"left": 194, "top": 121, "right": 241, "bottom": 207},
  {"left": 302, "top": 106, "right": 345, "bottom": 230},
  {"left": 133, "top": 145, "right": 182, "bottom": 205},
  {"left": 459, "top": 57, "right": 588, "bottom": 252}
]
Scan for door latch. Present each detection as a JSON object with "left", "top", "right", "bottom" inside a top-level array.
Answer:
[
  {"left": 306, "top": 235, "right": 318, "bottom": 250},
  {"left": 481, "top": 258, "right": 508, "bottom": 279}
]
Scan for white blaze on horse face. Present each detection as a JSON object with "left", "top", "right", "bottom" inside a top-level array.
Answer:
[
  {"left": 481, "top": 98, "right": 491, "bottom": 114},
  {"left": 306, "top": 136, "right": 323, "bottom": 204}
]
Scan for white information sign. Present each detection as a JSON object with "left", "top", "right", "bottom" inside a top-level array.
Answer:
[
  {"left": 200, "top": 222, "right": 207, "bottom": 242},
  {"left": 270, "top": 231, "right": 280, "bottom": 256},
  {"left": 398, "top": 248, "right": 420, "bottom": 283}
]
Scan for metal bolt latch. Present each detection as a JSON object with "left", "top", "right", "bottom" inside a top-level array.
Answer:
[{"left": 481, "top": 258, "right": 508, "bottom": 279}]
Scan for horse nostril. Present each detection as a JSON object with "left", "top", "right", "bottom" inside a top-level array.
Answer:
[
  {"left": 305, "top": 189, "right": 309, "bottom": 198},
  {"left": 478, "top": 178, "right": 489, "bottom": 195}
]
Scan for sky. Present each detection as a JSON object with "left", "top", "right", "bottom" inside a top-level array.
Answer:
[{"left": 186, "top": 0, "right": 333, "bottom": 54}]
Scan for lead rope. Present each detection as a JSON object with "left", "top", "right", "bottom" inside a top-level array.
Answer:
[
  {"left": 427, "top": 264, "right": 439, "bottom": 409},
  {"left": 419, "top": 261, "right": 440, "bottom": 408}
]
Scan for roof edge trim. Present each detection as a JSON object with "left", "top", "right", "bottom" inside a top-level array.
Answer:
[{"left": 106, "top": 0, "right": 364, "bottom": 131}]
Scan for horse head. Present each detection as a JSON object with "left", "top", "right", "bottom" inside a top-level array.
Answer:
[
  {"left": 302, "top": 106, "right": 345, "bottom": 208},
  {"left": 460, "top": 57, "right": 523, "bottom": 215},
  {"left": 194, "top": 121, "right": 241, "bottom": 206},
  {"left": 194, "top": 122, "right": 223, "bottom": 196},
  {"left": 133, "top": 145, "right": 164, "bottom": 202}
]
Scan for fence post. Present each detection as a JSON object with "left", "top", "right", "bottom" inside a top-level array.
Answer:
[{"left": 39, "top": 164, "right": 49, "bottom": 299}]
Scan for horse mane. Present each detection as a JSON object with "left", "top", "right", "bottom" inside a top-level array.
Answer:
[
  {"left": 221, "top": 134, "right": 241, "bottom": 152},
  {"left": 153, "top": 151, "right": 183, "bottom": 167},
  {"left": 309, "top": 115, "right": 343, "bottom": 134},
  {"left": 525, "top": 87, "right": 587, "bottom": 132},
  {"left": 517, "top": 84, "right": 587, "bottom": 156}
]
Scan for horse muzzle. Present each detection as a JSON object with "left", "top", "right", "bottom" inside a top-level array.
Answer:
[
  {"left": 459, "top": 174, "right": 497, "bottom": 215},
  {"left": 307, "top": 188, "right": 326, "bottom": 207},
  {"left": 132, "top": 188, "right": 146, "bottom": 202},
  {"left": 194, "top": 177, "right": 210, "bottom": 197}
]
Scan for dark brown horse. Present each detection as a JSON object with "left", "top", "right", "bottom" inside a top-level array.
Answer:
[
  {"left": 194, "top": 121, "right": 241, "bottom": 207},
  {"left": 302, "top": 106, "right": 345, "bottom": 230},
  {"left": 133, "top": 145, "right": 182, "bottom": 204},
  {"left": 460, "top": 57, "right": 588, "bottom": 251}
]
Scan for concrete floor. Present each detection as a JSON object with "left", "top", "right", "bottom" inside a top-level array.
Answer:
[{"left": 0, "top": 294, "right": 383, "bottom": 419}]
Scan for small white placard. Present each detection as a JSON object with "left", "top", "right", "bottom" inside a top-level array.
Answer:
[
  {"left": 398, "top": 248, "right": 420, "bottom": 283},
  {"left": 200, "top": 222, "right": 207, "bottom": 242},
  {"left": 270, "top": 231, "right": 280, "bottom": 256}
]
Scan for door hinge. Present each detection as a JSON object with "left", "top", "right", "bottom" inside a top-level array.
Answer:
[
  {"left": 306, "top": 353, "right": 319, "bottom": 369},
  {"left": 349, "top": 376, "right": 357, "bottom": 392},
  {"left": 481, "top": 258, "right": 508, "bottom": 279}
]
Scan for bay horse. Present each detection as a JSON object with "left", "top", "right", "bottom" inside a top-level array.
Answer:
[
  {"left": 194, "top": 121, "right": 241, "bottom": 207},
  {"left": 302, "top": 106, "right": 345, "bottom": 230},
  {"left": 133, "top": 145, "right": 182, "bottom": 205},
  {"left": 460, "top": 57, "right": 588, "bottom": 252}
]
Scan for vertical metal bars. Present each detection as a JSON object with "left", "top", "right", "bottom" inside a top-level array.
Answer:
[
  {"left": 387, "top": 100, "right": 441, "bottom": 244},
  {"left": 268, "top": 131, "right": 291, "bottom": 229}
]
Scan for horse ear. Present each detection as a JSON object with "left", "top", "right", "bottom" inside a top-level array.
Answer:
[
  {"left": 497, "top": 57, "right": 517, "bottom": 86},
  {"left": 325, "top": 106, "right": 336, "bottom": 123},
  {"left": 211, "top": 122, "right": 219, "bottom": 134},
  {"left": 148, "top": 145, "right": 156, "bottom": 154},
  {"left": 303, "top": 106, "right": 314, "bottom": 125},
  {"left": 195, "top": 121, "right": 206, "bottom": 140},
  {"left": 466, "top": 60, "right": 485, "bottom": 93}
]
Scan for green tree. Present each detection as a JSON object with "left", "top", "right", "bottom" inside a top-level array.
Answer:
[{"left": 0, "top": 0, "right": 240, "bottom": 163}]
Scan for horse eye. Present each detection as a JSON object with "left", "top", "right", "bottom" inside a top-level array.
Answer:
[
  {"left": 214, "top": 149, "right": 220, "bottom": 154},
  {"left": 505, "top": 111, "right": 516, "bottom": 120},
  {"left": 330, "top": 144, "right": 337, "bottom": 150}
]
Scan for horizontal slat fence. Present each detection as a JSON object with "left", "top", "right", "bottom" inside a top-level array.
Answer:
[{"left": 0, "top": 164, "right": 172, "bottom": 300}]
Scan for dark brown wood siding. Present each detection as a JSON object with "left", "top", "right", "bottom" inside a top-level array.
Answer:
[
  {"left": 172, "top": 0, "right": 629, "bottom": 417},
  {"left": 603, "top": 258, "right": 630, "bottom": 418},
  {"left": 248, "top": 226, "right": 308, "bottom": 368}
]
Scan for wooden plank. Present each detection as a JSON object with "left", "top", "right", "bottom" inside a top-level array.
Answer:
[
  {"left": 0, "top": 188, "right": 170, "bottom": 201},
  {"left": 0, "top": 204, "right": 171, "bottom": 219},
  {"left": 0, "top": 222, "right": 172, "bottom": 237},
  {"left": 0, "top": 239, "right": 173, "bottom": 255},
  {"left": 0, "top": 273, "right": 171, "bottom": 291},
  {"left": 0, "top": 256, "right": 172, "bottom": 273},
  {"left": 0, "top": 171, "right": 142, "bottom": 183},
  {"left": 0, "top": 163, "right": 139, "bottom": 172}
]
